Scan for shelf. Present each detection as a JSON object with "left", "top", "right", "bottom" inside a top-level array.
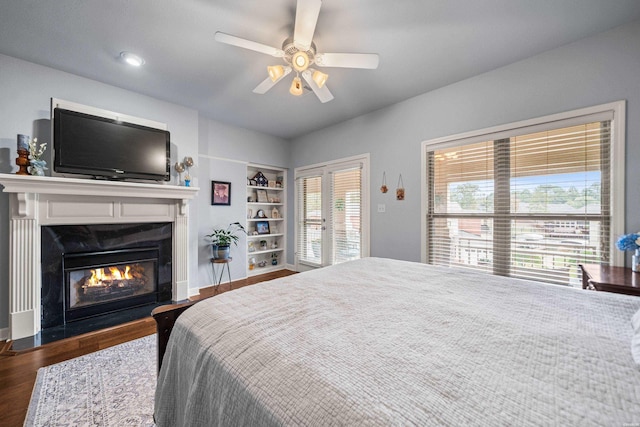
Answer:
[
  {"left": 248, "top": 248, "right": 284, "bottom": 256},
  {"left": 248, "top": 264, "right": 286, "bottom": 277},
  {"left": 247, "top": 185, "right": 283, "bottom": 191},
  {"left": 247, "top": 163, "right": 286, "bottom": 279},
  {"left": 247, "top": 233, "right": 284, "bottom": 239}
]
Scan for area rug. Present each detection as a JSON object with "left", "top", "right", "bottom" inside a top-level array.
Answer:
[{"left": 25, "top": 335, "right": 157, "bottom": 426}]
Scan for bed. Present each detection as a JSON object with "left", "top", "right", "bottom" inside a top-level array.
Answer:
[{"left": 154, "top": 257, "right": 640, "bottom": 426}]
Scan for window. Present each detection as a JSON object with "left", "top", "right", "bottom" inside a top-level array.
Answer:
[{"left": 422, "top": 102, "right": 625, "bottom": 286}]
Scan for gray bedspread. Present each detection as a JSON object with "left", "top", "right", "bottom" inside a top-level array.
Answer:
[{"left": 155, "top": 257, "right": 640, "bottom": 426}]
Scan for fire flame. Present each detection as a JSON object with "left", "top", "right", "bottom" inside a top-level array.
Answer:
[{"left": 86, "top": 265, "right": 133, "bottom": 287}]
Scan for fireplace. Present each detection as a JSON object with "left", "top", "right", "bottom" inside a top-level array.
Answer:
[
  {"left": 0, "top": 174, "right": 197, "bottom": 341},
  {"left": 64, "top": 248, "right": 159, "bottom": 323},
  {"left": 42, "top": 222, "right": 172, "bottom": 330}
]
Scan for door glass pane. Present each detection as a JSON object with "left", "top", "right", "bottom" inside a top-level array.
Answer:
[
  {"left": 331, "top": 169, "right": 362, "bottom": 264},
  {"left": 297, "top": 176, "right": 323, "bottom": 264}
]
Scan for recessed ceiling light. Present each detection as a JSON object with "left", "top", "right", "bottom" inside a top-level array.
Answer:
[{"left": 119, "top": 51, "right": 145, "bottom": 67}]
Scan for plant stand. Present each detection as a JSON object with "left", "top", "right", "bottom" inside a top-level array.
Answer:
[{"left": 211, "top": 257, "right": 232, "bottom": 294}]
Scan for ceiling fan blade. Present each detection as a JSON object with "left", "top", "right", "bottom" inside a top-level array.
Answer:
[
  {"left": 215, "top": 32, "right": 284, "bottom": 57},
  {"left": 302, "top": 70, "right": 334, "bottom": 103},
  {"left": 253, "top": 66, "right": 292, "bottom": 94},
  {"left": 315, "top": 53, "right": 379, "bottom": 69},
  {"left": 293, "top": 0, "right": 322, "bottom": 51}
]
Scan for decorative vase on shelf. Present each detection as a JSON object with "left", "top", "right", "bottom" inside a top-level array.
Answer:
[
  {"left": 633, "top": 249, "right": 640, "bottom": 273},
  {"left": 29, "top": 159, "right": 47, "bottom": 176}
]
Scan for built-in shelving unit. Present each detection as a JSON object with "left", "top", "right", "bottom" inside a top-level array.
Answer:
[{"left": 246, "top": 164, "right": 286, "bottom": 276}]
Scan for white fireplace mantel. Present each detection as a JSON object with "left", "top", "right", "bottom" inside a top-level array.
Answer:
[{"left": 0, "top": 173, "right": 199, "bottom": 340}]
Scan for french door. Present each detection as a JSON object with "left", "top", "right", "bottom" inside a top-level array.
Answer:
[{"left": 295, "top": 155, "right": 369, "bottom": 270}]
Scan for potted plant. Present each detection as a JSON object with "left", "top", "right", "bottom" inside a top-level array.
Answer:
[{"left": 206, "top": 222, "right": 246, "bottom": 260}]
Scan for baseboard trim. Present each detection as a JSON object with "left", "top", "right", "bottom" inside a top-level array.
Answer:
[{"left": 0, "top": 327, "right": 9, "bottom": 341}]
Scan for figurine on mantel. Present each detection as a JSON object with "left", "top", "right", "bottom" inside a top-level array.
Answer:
[
  {"left": 184, "top": 156, "right": 194, "bottom": 187},
  {"left": 174, "top": 162, "right": 185, "bottom": 185}
]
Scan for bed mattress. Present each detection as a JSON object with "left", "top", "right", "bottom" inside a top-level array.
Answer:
[{"left": 155, "top": 257, "right": 640, "bottom": 426}]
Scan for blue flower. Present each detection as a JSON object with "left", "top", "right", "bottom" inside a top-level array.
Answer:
[{"left": 616, "top": 233, "right": 640, "bottom": 251}]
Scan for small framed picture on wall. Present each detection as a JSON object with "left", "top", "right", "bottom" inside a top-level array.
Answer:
[{"left": 211, "top": 180, "right": 231, "bottom": 206}]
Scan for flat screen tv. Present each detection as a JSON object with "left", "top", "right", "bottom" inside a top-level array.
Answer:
[{"left": 53, "top": 108, "right": 170, "bottom": 181}]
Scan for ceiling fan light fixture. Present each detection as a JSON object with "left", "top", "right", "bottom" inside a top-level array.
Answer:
[
  {"left": 267, "top": 65, "right": 285, "bottom": 82},
  {"left": 292, "top": 51, "right": 310, "bottom": 72},
  {"left": 289, "top": 76, "right": 303, "bottom": 96},
  {"left": 312, "top": 70, "right": 328, "bottom": 88}
]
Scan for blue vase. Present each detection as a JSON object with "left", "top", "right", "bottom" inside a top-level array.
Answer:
[{"left": 212, "top": 245, "right": 230, "bottom": 260}]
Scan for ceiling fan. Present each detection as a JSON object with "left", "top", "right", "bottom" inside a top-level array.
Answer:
[{"left": 215, "top": 0, "right": 379, "bottom": 103}]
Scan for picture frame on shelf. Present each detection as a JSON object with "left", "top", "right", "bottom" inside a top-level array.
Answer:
[
  {"left": 268, "top": 180, "right": 276, "bottom": 188},
  {"left": 256, "top": 221, "right": 270, "bottom": 235},
  {"left": 211, "top": 180, "right": 231, "bottom": 206},
  {"left": 256, "top": 189, "right": 268, "bottom": 203}
]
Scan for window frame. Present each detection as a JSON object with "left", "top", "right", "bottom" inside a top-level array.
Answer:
[{"left": 421, "top": 101, "right": 626, "bottom": 269}]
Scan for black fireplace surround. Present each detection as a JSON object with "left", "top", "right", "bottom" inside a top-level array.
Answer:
[{"left": 41, "top": 223, "right": 172, "bottom": 330}]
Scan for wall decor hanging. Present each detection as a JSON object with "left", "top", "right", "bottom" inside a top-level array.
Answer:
[
  {"left": 396, "top": 174, "right": 405, "bottom": 201},
  {"left": 380, "top": 171, "right": 388, "bottom": 193},
  {"left": 211, "top": 180, "right": 231, "bottom": 205}
]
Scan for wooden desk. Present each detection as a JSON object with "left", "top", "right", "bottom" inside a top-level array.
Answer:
[{"left": 579, "top": 264, "right": 640, "bottom": 296}]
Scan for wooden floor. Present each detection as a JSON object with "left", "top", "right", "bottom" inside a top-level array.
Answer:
[{"left": 0, "top": 269, "right": 296, "bottom": 427}]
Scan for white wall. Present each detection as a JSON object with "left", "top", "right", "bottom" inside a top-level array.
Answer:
[{"left": 289, "top": 19, "right": 640, "bottom": 265}]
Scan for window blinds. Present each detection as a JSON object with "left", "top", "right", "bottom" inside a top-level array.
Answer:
[
  {"left": 330, "top": 168, "right": 362, "bottom": 264},
  {"left": 296, "top": 175, "right": 322, "bottom": 265},
  {"left": 427, "top": 120, "right": 611, "bottom": 286}
]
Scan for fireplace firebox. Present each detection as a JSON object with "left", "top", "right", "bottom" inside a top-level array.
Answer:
[
  {"left": 41, "top": 222, "right": 172, "bottom": 330},
  {"left": 63, "top": 248, "right": 159, "bottom": 322}
]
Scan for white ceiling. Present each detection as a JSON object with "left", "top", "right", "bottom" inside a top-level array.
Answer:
[{"left": 1, "top": 1, "right": 640, "bottom": 139}]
